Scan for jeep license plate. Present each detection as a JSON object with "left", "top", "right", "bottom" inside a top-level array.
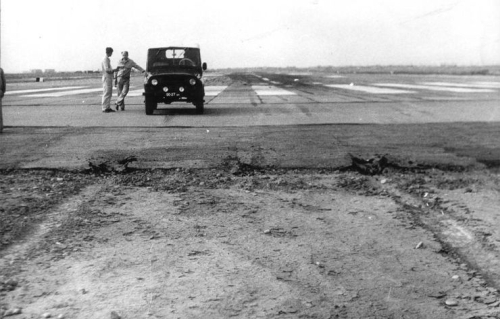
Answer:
[{"left": 165, "top": 93, "right": 179, "bottom": 97}]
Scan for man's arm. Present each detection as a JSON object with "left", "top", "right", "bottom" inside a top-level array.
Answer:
[
  {"left": 103, "top": 58, "right": 114, "bottom": 74},
  {"left": 131, "top": 60, "right": 146, "bottom": 73}
]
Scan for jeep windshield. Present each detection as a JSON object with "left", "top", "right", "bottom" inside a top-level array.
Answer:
[{"left": 147, "top": 47, "right": 201, "bottom": 72}]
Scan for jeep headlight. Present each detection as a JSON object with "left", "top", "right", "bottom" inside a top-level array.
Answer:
[
  {"left": 189, "top": 78, "right": 196, "bottom": 86},
  {"left": 179, "top": 86, "right": 185, "bottom": 92},
  {"left": 163, "top": 87, "right": 169, "bottom": 92},
  {"left": 151, "top": 79, "right": 158, "bottom": 86}
]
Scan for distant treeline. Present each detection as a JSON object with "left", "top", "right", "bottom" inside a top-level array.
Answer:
[
  {"left": 4, "top": 70, "right": 142, "bottom": 83},
  {"left": 5, "top": 65, "right": 500, "bottom": 83},
  {"left": 5, "top": 72, "right": 101, "bottom": 83},
  {"left": 217, "top": 65, "right": 500, "bottom": 76}
]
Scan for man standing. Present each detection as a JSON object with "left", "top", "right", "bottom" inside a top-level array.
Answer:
[
  {"left": 0, "top": 67, "right": 6, "bottom": 132},
  {"left": 102, "top": 47, "right": 119, "bottom": 113},
  {"left": 115, "top": 51, "right": 146, "bottom": 111}
]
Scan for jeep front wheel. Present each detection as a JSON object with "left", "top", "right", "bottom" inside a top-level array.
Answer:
[
  {"left": 145, "top": 96, "right": 157, "bottom": 115},
  {"left": 195, "top": 101, "right": 204, "bottom": 114}
]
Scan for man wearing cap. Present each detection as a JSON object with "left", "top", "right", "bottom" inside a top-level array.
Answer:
[
  {"left": 115, "top": 51, "right": 146, "bottom": 111},
  {"left": 101, "top": 47, "right": 119, "bottom": 113}
]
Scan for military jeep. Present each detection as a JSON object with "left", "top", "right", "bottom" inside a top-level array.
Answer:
[{"left": 143, "top": 47, "right": 207, "bottom": 115}]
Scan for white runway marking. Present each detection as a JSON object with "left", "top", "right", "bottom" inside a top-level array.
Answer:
[
  {"left": 18, "top": 86, "right": 228, "bottom": 98},
  {"left": 421, "top": 82, "right": 500, "bottom": 89},
  {"left": 128, "top": 86, "right": 228, "bottom": 97},
  {"left": 127, "top": 89, "right": 144, "bottom": 97},
  {"left": 205, "top": 85, "right": 228, "bottom": 96},
  {"left": 469, "top": 82, "right": 500, "bottom": 88},
  {"left": 252, "top": 85, "right": 296, "bottom": 96},
  {"left": 324, "top": 75, "right": 344, "bottom": 78},
  {"left": 22, "top": 87, "right": 111, "bottom": 97},
  {"left": 8, "top": 86, "right": 87, "bottom": 95},
  {"left": 375, "top": 83, "right": 495, "bottom": 93},
  {"left": 324, "top": 84, "right": 414, "bottom": 94}
]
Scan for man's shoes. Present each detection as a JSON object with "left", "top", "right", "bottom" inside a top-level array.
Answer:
[
  {"left": 116, "top": 101, "right": 124, "bottom": 111},
  {"left": 103, "top": 108, "right": 115, "bottom": 113}
]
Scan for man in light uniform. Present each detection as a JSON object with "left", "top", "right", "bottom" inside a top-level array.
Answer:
[
  {"left": 115, "top": 51, "right": 146, "bottom": 111},
  {"left": 0, "top": 67, "right": 6, "bottom": 132},
  {"left": 101, "top": 47, "right": 119, "bottom": 113}
]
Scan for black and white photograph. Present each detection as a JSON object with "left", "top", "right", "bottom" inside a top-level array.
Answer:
[{"left": 1, "top": 0, "right": 500, "bottom": 318}]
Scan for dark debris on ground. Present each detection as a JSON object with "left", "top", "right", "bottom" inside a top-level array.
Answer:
[{"left": 0, "top": 154, "right": 491, "bottom": 258}]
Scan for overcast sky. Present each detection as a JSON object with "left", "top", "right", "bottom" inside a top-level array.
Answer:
[{"left": 1, "top": 0, "right": 499, "bottom": 73}]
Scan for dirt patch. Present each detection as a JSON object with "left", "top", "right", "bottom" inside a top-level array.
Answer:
[
  {"left": 1, "top": 161, "right": 500, "bottom": 318},
  {"left": 0, "top": 170, "right": 96, "bottom": 249}
]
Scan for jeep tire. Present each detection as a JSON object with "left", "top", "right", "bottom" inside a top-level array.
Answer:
[
  {"left": 195, "top": 101, "right": 204, "bottom": 114},
  {"left": 145, "top": 96, "right": 157, "bottom": 115}
]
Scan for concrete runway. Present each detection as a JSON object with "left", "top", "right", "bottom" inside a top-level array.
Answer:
[
  {"left": 1, "top": 71, "right": 499, "bottom": 171},
  {"left": 2, "top": 72, "right": 499, "bottom": 127}
]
